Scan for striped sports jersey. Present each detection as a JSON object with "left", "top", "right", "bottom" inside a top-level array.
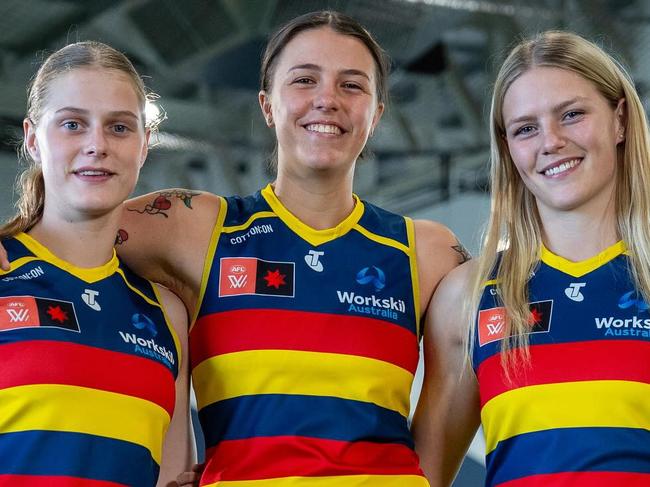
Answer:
[
  {"left": 473, "top": 242, "right": 650, "bottom": 486},
  {"left": 191, "top": 184, "right": 428, "bottom": 486},
  {"left": 0, "top": 232, "right": 180, "bottom": 486}
]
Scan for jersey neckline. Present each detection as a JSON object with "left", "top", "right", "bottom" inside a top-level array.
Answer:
[
  {"left": 16, "top": 232, "right": 120, "bottom": 283},
  {"left": 540, "top": 240, "right": 626, "bottom": 277},
  {"left": 261, "top": 183, "right": 365, "bottom": 246}
]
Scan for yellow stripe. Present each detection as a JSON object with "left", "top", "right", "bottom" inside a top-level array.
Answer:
[
  {"left": 405, "top": 218, "right": 420, "bottom": 337},
  {"left": 190, "top": 196, "right": 228, "bottom": 329},
  {"left": 261, "top": 184, "right": 365, "bottom": 246},
  {"left": 222, "top": 212, "right": 277, "bottom": 234},
  {"left": 483, "top": 278, "right": 498, "bottom": 287},
  {"left": 0, "top": 255, "right": 41, "bottom": 276},
  {"left": 541, "top": 240, "right": 626, "bottom": 277},
  {"left": 0, "top": 384, "right": 170, "bottom": 463},
  {"left": 193, "top": 350, "right": 413, "bottom": 417},
  {"left": 482, "top": 380, "right": 650, "bottom": 453},
  {"left": 204, "top": 474, "right": 429, "bottom": 486},
  {"left": 352, "top": 224, "right": 410, "bottom": 255},
  {"left": 152, "top": 284, "right": 182, "bottom": 371},
  {"left": 114, "top": 268, "right": 161, "bottom": 308},
  {"left": 15, "top": 232, "right": 120, "bottom": 283}
]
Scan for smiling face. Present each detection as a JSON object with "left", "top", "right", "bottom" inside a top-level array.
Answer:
[
  {"left": 502, "top": 66, "right": 625, "bottom": 219},
  {"left": 259, "top": 27, "right": 384, "bottom": 177},
  {"left": 24, "top": 67, "right": 148, "bottom": 223}
]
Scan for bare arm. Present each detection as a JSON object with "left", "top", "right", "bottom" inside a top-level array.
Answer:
[
  {"left": 155, "top": 285, "right": 195, "bottom": 487},
  {"left": 411, "top": 262, "right": 481, "bottom": 486},
  {"left": 117, "top": 189, "right": 222, "bottom": 313},
  {"left": 414, "top": 219, "right": 470, "bottom": 317}
]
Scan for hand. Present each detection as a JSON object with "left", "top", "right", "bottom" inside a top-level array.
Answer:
[{"left": 176, "top": 463, "right": 204, "bottom": 486}]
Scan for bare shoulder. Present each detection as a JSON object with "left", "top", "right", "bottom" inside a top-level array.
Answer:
[
  {"left": 117, "top": 189, "right": 222, "bottom": 303},
  {"left": 122, "top": 189, "right": 221, "bottom": 233},
  {"left": 413, "top": 219, "right": 471, "bottom": 315},
  {"left": 413, "top": 219, "right": 471, "bottom": 263}
]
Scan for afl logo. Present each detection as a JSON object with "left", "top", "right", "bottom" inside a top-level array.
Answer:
[{"left": 231, "top": 265, "right": 247, "bottom": 273}]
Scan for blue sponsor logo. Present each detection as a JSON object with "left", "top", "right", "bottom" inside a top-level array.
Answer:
[
  {"left": 131, "top": 313, "right": 157, "bottom": 336},
  {"left": 618, "top": 291, "right": 649, "bottom": 312},
  {"left": 356, "top": 266, "right": 386, "bottom": 292}
]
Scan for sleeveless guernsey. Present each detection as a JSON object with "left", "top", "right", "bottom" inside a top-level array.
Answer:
[
  {"left": 0, "top": 232, "right": 180, "bottom": 486},
  {"left": 473, "top": 242, "right": 650, "bottom": 486},
  {"left": 191, "top": 184, "right": 428, "bottom": 486}
]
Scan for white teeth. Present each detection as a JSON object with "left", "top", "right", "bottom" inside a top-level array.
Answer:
[
  {"left": 544, "top": 158, "right": 580, "bottom": 176},
  {"left": 305, "top": 123, "right": 342, "bottom": 135},
  {"left": 76, "top": 170, "right": 109, "bottom": 176}
]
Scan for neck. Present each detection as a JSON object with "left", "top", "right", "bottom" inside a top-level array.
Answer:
[
  {"left": 539, "top": 199, "right": 618, "bottom": 262},
  {"left": 28, "top": 210, "right": 121, "bottom": 268},
  {"left": 273, "top": 168, "right": 356, "bottom": 230}
]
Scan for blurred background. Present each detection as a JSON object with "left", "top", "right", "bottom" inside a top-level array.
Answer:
[{"left": 1, "top": 0, "right": 648, "bottom": 484}]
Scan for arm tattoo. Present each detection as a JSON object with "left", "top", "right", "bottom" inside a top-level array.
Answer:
[
  {"left": 115, "top": 229, "right": 128, "bottom": 246},
  {"left": 126, "top": 190, "right": 200, "bottom": 218},
  {"left": 452, "top": 240, "right": 472, "bottom": 264}
]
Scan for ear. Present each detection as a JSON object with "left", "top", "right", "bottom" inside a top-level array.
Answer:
[
  {"left": 259, "top": 90, "right": 274, "bottom": 127},
  {"left": 23, "top": 118, "right": 40, "bottom": 162},
  {"left": 615, "top": 97, "right": 627, "bottom": 144},
  {"left": 369, "top": 102, "right": 385, "bottom": 137},
  {"left": 140, "top": 128, "right": 150, "bottom": 168}
]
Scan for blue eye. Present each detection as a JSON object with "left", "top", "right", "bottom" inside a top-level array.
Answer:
[
  {"left": 113, "top": 124, "right": 128, "bottom": 133},
  {"left": 514, "top": 125, "right": 535, "bottom": 136},
  {"left": 563, "top": 110, "right": 583, "bottom": 120},
  {"left": 63, "top": 121, "right": 79, "bottom": 130}
]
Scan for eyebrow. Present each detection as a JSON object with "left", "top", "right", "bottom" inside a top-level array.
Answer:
[
  {"left": 287, "top": 64, "right": 371, "bottom": 81},
  {"left": 505, "top": 97, "right": 587, "bottom": 128},
  {"left": 55, "top": 107, "right": 140, "bottom": 120}
]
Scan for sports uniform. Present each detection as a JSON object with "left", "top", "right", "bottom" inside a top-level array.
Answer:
[
  {"left": 473, "top": 242, "right": 650, "bottom": 486},
  {"left": 0, "top": 232, "right": 180, "bottom": 486},
  {"left": 191, "top": 184, "right": 428, "bottom": 486}
]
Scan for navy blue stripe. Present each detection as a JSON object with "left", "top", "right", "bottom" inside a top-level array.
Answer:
[
  {"left": 0, "top": 430, "right": 159, "bottom": 486},
  {"left": 199, "top": 393, "right": 414, "bottom": 450},
  {"left": 486, "top": 427, "right": 650, "bottom": 486}
]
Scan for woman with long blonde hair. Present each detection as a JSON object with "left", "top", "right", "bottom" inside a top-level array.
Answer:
[{"left": 413, "top": 31, "right": 650, "bottom": 487}]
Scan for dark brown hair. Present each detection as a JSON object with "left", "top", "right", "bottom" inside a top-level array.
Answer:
[{"left": 261, "top": 10, "right": 390, "bottom": 104}]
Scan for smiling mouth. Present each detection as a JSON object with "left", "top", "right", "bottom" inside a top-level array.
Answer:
[
  {"left": 73, "top": 170, "right": 114, "bottom": 176},
  {"left": 542, "top": 158, "right": 581, "bottom": 176},
  {"left": 305, "top": 123, "right": 343, "bottom": 135}
]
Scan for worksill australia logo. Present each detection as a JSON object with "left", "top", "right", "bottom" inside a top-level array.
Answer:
[
  {"left": 336, "top": 266, "right": 405, "bottom": 321},
  {"left": 594, "top": 291, "right": 650, "bottom": 338},
  {"left": 118, "top": 313, "right": 175, "bottom": 366}
]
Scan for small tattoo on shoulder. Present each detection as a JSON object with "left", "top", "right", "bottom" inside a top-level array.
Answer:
[
  {"left": 115, "top": 229, "right": 128, "bottom": 245},
  {"left": 127, "top": 190, "right": 200, "bottom": 218},
  {"left": 452, "top": 241, "right": 472, "bottom": 264}
]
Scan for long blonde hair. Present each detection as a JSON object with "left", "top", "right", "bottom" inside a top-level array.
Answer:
[
  {"left": 2, "top": 41, "right": 150, "bottom": 238},
  {"left": 468, "top": 31, "right": 650, "bottom": 371}
]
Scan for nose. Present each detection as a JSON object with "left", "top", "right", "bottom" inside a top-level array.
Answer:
[
  {"left": 541, "top": 123, "right": 566, "bottom": 154},
  {"left": 312, "top": 81, "right": 339, "bottom": 111},
  {"left": 84, "top": 126, "right": 108, "bottom": 157}
]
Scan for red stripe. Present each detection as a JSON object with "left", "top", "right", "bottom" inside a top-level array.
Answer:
[
  {"left": 498, "top": 471, "right": 650, "bottom": 486},
  {"left": 478, "top": 340, "right": 650, "bottom": 406},
  {"left": 0, "top": 340, "right": 175, "bottom": 415},
  {"left": 201, "top": 436, "right": 424, "bottom": 482},
  {"left": 191, "top": 309, "right": 418, "bottom": 373},
  {"left": 0, "top": 475, "right": 123, "bottom": 486}
]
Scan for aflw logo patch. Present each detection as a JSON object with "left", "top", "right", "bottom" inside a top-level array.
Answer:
[
  {"left": 478, "top": 300, "right": 552, "bottom": 346},
  {"left": 218, "top": 257, "right": 294, "bottom": 297},
  {"left": 0, "top": 296, "right": 80, "bottom": 332}
]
